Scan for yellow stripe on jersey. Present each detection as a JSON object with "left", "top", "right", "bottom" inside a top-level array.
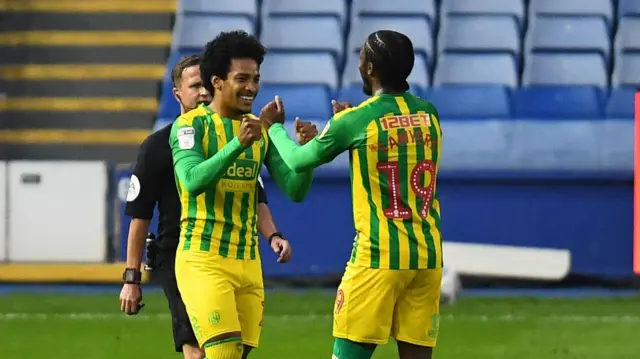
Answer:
[{"left": 207, "top": 113, "right": 227, "bottom": 255}]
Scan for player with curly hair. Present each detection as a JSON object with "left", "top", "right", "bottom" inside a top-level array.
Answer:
[{"left": 169, "top": 30, "right": 316, "bottom": 359}]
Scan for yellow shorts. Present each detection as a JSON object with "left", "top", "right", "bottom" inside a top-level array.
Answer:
[
  {"left": 333, "top": 264, "right": 442, "bottom": 347},
  {"left": 174, "top": 251, "right": 264, "bottom": 348}
]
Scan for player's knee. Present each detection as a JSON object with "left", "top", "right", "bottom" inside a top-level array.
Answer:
[
  {"left": 332, "top": 338, "right": 375, "bottom": 359},
  {"left": 182, "top": 343, "right": 205, "bottom": 359},
  {"left": 203, "top": 333, "right": 243, "bottom": 359}
]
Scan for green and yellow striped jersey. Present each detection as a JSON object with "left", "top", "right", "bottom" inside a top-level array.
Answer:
[{"left": 268, "top": 93, "right": 443, "bottom": 269}]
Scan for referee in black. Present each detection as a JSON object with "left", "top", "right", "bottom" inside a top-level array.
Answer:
[{"left": 119, "top": 55, "right": 300, "bottom": 359}]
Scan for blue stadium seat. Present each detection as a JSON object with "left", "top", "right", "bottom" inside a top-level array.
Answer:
[
  {"left": 438, "top": 120, "right": 513, "bottom": 171},
  {"left": 525, "top": 17, "right": 609, "bottom": 62},
  {"left": 351, "top": 0, "right": 436, "bottom": 28},
  {"left": 163, "top": 49, "right": 200, "bottom": 80},
  {"left": 252, "top": 85, "right": 332, "bottom": 120},
  {"left": 341, "top": 52, "right": 429, "bottom": 90},
  {"left": 513, "top": 86, "right": 605, "bottom": 119},
  {"left": 438, "top": 16, "right": 519, "bottom": 56},
  {"left": 529, "top": 0, "right": 613, "bottom": 26},
  {"left": 606, "top": 88, "right": 636, "bottom": 118},
  {"left": 336, "top": 85, "right": 370, "bottom": 107},
  {"left": 612, "top": 53, "right": 640, "bottom": 87},
  {"left": 618, "top": 0, "right": 640, "bottom": 19},
  {"left": 523, "top": 53, "right": 607, "bottom": 87},
  {"left": 347, "top": 17, "right": 433, "bottom": 65},
  {"left": 175, "top": 15, "right": 254, "bottom": 50},
  {"left": 158, "top": 80, "right": 180, "bottom": 119},
  {"left": 433, "top": 53, "right": 518, "bottom": 87},
  {"left": 153, "top": 118, "right": 173, "bottom": 132},
  {"left": 181, "top": 0, "right": 257, "bottom": 20},
  {"left": 260, "top": 53, "right": 338, "bottom": 89},
  {"left": 599, "top": 119, "right": 634, "bottom": 170},
  {"left": 262, "top": 0, "right": 347, "bottom": 30},
  {"left": 510, "top": 121, "right": 600, "bottom": 170},
  {"left": 425, "top": 86, "right": 511, "bottom": 119},
  {"left": 440, "top": 0, "right": 525, "bottom": 28},
  {"left": 615, "top": 17, "right": 640, "bottom": 54},
  {"left": 260, "top": 17, "right": 343, "bottom": 62}
]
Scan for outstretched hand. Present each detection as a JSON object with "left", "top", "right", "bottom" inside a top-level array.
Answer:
[{"left": 260, "top": 95, "right": 286, "bottom": 130}]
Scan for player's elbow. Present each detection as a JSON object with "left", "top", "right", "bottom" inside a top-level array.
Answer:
[{"left": 182, "top": 178, "right": 205, "bottom": 197}]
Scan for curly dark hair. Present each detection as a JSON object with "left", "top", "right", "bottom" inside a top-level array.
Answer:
[
  {"left": 200, "top": 30, "right": 266, "bottom": 95},
  {"left": 364, "top": 30, "right": 414, "bottom": 92}
]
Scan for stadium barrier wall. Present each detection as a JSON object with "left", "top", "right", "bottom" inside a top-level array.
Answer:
[
  {"left": 114, "top": 170, "right": 633, "bottom": 281},
  {"left": 0, "top": 161, "right": 151, "bottom": 283}
]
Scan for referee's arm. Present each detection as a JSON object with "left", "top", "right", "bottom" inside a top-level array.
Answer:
[
  {"left": 123, "top": 135, "right": 161, "bottom": 271},
  {"left": 256, "top": 176, "right": 279, "bottom": 239}
]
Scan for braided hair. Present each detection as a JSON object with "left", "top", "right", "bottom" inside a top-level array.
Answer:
[{"left": 363, "top": 30, "right": 414, "bottom": 92}]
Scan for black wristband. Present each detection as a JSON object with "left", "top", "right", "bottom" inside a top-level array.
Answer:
[
  {"left": 268, "top": 232, "right": 284, "bottom": 244},
  {"left": 122, "top": 268, "right": 142, "bottom": 284}
]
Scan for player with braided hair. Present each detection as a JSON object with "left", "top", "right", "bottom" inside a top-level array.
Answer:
[{"left": 262, "top": 30, "right": 444, "bottom": 359}]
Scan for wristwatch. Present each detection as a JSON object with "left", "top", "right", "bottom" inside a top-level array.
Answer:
[
  {"left": 268, "top": 232, "right": 285, "bottom": 244},
  {"left": 122, "top": 268, "right": 142, "bottom": 284}
]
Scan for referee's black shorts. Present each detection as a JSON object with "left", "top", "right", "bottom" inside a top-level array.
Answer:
[{"left": 155, "top": 250, "right": 198, "bottom": 352}]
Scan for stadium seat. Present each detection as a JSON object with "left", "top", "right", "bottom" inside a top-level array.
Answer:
[
  {"left": 260, "top": 53, "right": 338, "bottom": 89},
  {"left": 525, "top": 17, "right": 610, "bottom": 62},
  {"left": 599, "top": 119, "right": 634, "bottom": 170},
  {"left": 347, "top": 17, "right": 433, "bottom": 66},
  {"left": 175, "top": 15, "right": 254, "bottom": 50},
  {"left": 253, "top": 85, "right": 333, "bottom": 120},
  {"left": 513, "top": 86, "right": 605, "bottom": 119},
  {"left": 425, "top": 86, "right": 511, "bottom": 119},
  {"left": 153, "top": 118, "right": 173, "bottom": 132},
  {"left": 438, "top": 120, "right": 513, "bottom": 171},
  {"left": 529, "top": 0, "right": 613, "bottom": 26},
  {"left": 158, "top": 80, "right": 180, "bottom": 119},
  {"left": 618, "top": 0, "right": 640, "bottom": 19},
  {"left": 614, "top": 17, "right": 640, "bottom": 54},
  {"left": 351, "top": 0, "right": 436, "bottom": 28},
  {"left": 438, "top": 16, "right": 519, "bottom": 56},
  {"left": 163, "top": 49, "right": 200, "bottom": 81},
  {"left": 341, "top": 52, "right": 429, "bottom": 90},
  {"left": 262, "top": 0, "right": 347, "bottom": 28},
  {"left": 336, "top": 84, "right": 370, "bottom": 107},
  {"left": 440, "top": 0, "right": 525, "bottom": 28},
  {"left": 612, "top": 53, "right": 640, "bottom": 87},
  {"left": 523, "top": 53, "right": 607, "bottom": 87},
  {"left": 433, "top": 53, "right": 518, "bottom": 87},
  {"left": 510, "top": 121, "right": 600, "bottom": 170},
  {"left": 260, "top": 17, "right": 343, "bottom": 62},
  {"left": 606, "top": 88, "right": 636, "bottom": 118},
  {"left": 181, "top": 0, "right": 257, "bottom": 20}
]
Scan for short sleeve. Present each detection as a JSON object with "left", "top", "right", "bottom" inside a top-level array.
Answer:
[{"left": 124, "top": 135, "right": 160, "bottom": 219}]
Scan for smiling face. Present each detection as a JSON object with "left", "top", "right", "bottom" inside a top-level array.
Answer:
[{"left": 213, "top": 58, "right": 260, "bottom": 116}]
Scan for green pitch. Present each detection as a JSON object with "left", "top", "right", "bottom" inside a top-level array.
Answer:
[{"left": 1, "top": 290, "right": 639, "bottom": 359}]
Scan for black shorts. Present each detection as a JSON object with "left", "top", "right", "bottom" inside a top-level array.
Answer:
[{"left": 155, "top": 250, "right": 198, "bottom": 352}]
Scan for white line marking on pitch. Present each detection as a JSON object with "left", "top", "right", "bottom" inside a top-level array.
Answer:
[{"left": 1, "top": 313, "right": 640, "bottom": 323}]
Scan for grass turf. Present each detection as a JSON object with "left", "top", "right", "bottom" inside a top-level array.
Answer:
[{"left": 1, "top": 290, "right": 639, "bottom": 359}]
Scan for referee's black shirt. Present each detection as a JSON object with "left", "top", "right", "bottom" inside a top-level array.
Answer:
[{"left": 124, "top": 123, "right": 269, "bottom": 251}]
